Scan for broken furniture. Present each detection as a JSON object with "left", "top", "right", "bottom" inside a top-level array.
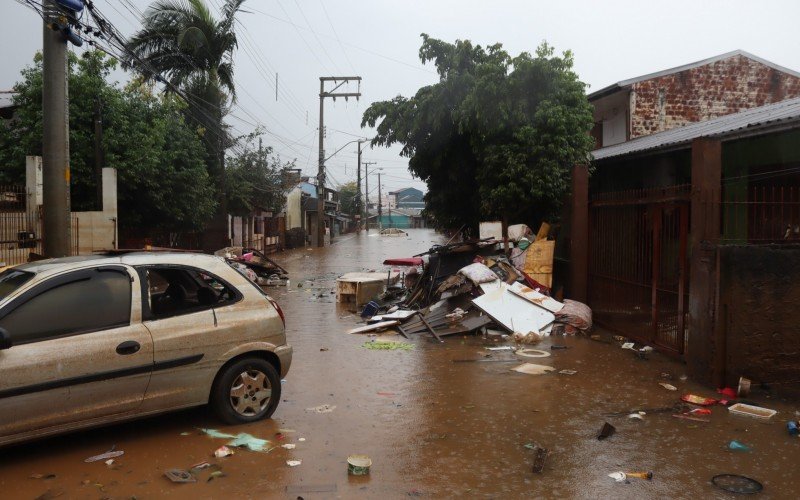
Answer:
[{"left": 337, "top": 272, "right": 398, "bottom": 307}]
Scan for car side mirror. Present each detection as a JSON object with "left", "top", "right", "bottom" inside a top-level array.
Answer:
[{"left": 0, "top": 327, "right": 12, "bottom": 350}]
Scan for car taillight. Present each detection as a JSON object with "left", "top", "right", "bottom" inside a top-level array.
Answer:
[{"left": 268, "top": 298, "right": 285, "bottom": 328}]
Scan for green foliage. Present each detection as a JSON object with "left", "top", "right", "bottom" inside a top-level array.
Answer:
[
  {"left": 225, "top": 136, "right": 294, "bottom": 216},
  {"left": 337, "top": 181, "right": 358, "bottom": 215},
  {"left": 0, "top": 50, "right": 215, "bottom": 232},
  {"left": 362, "top": 36, "right": 595, "bottom": 229},
  {"left": 126, "top": 0, "right": 244, "bottom": 186}
]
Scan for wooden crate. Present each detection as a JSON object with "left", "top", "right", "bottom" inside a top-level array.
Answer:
[{"left": 336, "top": 273, "right": 388, "bottom": 306}]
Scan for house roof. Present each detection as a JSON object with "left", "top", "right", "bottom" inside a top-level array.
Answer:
[
  {"left": 591, "top": 96, "right": 800, "bottom": 161},
  {"left": 388, "top": 187, "right": 422, "bottom": 195},
  {"left": 588, "top": 50, "right": 800, "bottom": 101}
]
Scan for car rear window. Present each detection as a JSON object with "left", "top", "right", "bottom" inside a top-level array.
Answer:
[{"left": 0, "top": 269, "right": 34, "bottom": 301}]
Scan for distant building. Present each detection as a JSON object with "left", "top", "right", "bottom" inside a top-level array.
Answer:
[
  {"left": 388, "top": 187, "right": 425, "bottom": 209},
  {"left": 589, "top": 50, "right": 800, "bottom": 149}
]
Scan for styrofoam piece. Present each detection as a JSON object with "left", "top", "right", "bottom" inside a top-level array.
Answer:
[
  {"left": 728, "top": 403, "right": 777, "bottom": 420},
  {"left": 507, "top": 282, "right": 564, "bottom": 313},
  {"left": 472, "top": 282, "right": 555, "bottom": 334}
]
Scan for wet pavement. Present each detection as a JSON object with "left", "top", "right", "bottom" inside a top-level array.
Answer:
[{"left": 2, "top": 228, "right": 800, "bottom": 499}]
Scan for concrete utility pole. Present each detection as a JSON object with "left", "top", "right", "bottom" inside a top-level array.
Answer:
[
  {"left": 377, "top": 172, "right": 382, "bottom": 231},
  {"left": 94, "top": 97, "right": 104, "bottom": 210},
  {"left": 362, "top": 161, "right": 376, "bottom": 232},
  {"left": 316, "top": 76, "right": 361, "bottom": 247},
  {"left": 356, "top": 139, "right": 368, "bottom": 231},
  {"left": 42, "top": 0, "right": 71, "bottom": 257}
]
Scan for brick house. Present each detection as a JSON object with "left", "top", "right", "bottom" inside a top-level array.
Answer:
[{"left": 589, "top": 50, "right": 800, "bottom": 148}]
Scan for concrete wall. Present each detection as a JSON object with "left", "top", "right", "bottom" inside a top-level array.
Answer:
[
  {"left": 630, "top": 54, "right": 800, "bottom": 138},
  {"left": 717, "top": 245, "right": 800, "bottom": 395},
  {"left": 71, "top": 168, "right": 117, "bottom": 254}
]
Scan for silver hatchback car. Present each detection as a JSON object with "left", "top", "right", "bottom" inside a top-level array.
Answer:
[{"left": 0, "top": 252, "right": 292, "bottom": 446}]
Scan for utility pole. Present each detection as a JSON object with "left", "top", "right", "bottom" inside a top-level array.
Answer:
[
  {"left": 42, "top": 0, "right": 71, "bottom": 257},
  {"left": 94, "top": 96, "right": 104, "bottom": 210},
  {"left": 316, "top": 76, "right": 361, "bottom": 247},
  {"left": 363, "top": 161, "right": 376, "bottom": 232},
  {"left": 356, "top": 139, "right": 368, "bottom": 231},
  {"left": 377, "top": 172, "right": 383, "bottom": 231}
]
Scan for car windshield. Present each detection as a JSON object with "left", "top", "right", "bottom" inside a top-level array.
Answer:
[{"left": 0, "top": 269, "right": 35, "bottom": 301}]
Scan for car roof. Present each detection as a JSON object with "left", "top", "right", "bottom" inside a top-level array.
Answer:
[{"left": 13, "top": 252, "right": 225, "bottom": 275}]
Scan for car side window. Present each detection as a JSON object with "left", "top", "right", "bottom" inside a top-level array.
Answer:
[
  {"left": 139, "top": 266, "right": 238, "bottom": 320},
  {"left": 0, "top": 268, "right": 132, "bottom": 345}
]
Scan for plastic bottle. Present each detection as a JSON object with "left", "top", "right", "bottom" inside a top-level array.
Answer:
[{"left": 788, "top": 421, "right": 799, "bottom": 436}]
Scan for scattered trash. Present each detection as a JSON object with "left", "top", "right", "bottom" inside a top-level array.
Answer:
[
  {"left": 728, "top": 403, "right": 777, "bottom": 420},
  {"left": 201, "top": 429, "right": 237, "bottom": 439},
  {"left": 787, "top": 420, "right": 799, "bottom": 436},
  {"left": 84, "top": 449, "right": 124, "bottom": 463},
  {"left": 627, "top": 471, "right": 654, "bottom": 480},
  {"left": 511, "top": 363, "right": 555, "bottom": 375},
  {"left": 640, "top": 346, "right": 654, "bottom": 353},
  {"left": 306, "top": 404, "right": 337, "bottom": 414},
  {"left": 681, "top": 394, "right": 717, "bottom": 406},
  {"left": 320, "top": 347, "right": 329, "bottom": 351},
  {"left": 348, "top": 320, "right": 399, "bottom": 334},
  {"left": 550, "top": 345, "right": 568, "bottom": 350},
  {"left": 558, "top": 369, "right": 578, "bottom": 375},
  {"left": 608, "top": 472, "right": 627, "bottom": 482},
  {"left": 659, "top": 382, "right": 678, "bottom": 391},
  {"left": 164, "top": 469, "right": 196, "bottom": 483},
  {"left": 728, "top": 440, "right": 751, "bottom": 452},
  {"left": 180, "top": 432, "right": 191, "bottom": 436},
  {"left": 711, "top": 474, "right": 763, "bottom": 494},
  {"left": 228, "top": 433, "right": 270, "bottom": 452},
  {"left": 621, "top": 342, "right": 635, "bottom": 350},
  {"left": 347, "top": 455, "right": 372, "bottom": 475},
  {"left": 213, "top": 446, "right": 234, "bottom": 458},
  {"left": 207, "top": 470, "right": 226, "bottom": 482},
  {"left": 515, "top": 348, "right": 551, "bottom": 358},
  {"left": 282, "top": 444, "right": 296, "bottom": 450},
  {"left": 690, "top": 408, "right": 712, "bottom": 416},
  {"left": 377, "top": 391, "right": 397, "bottom": 396},
  {"left": 672, "top": 413, "right": 710, "bottom": 423},
  {"left": 286, "top": 460, "right": 302, "bottom": 467},
  {"left": 190, "top": 461, "right": 211, "bottom": 471},
  {"left": 737, "top": 377, "right": 752, "bottom": 397},
  {"left": 29, "top": 474, "right": 56, "bottom": 480},
  {"left": 298, "top": 438, "right": 306, "bottom": 442},
  {"left": 104, "top": 459, "right": 115, "bottom": 467},
  {"left": 717, "top": 387, "right": 737, "bottom": 399},
  {"left": 485, "top": 346, "right": 515, "bottom": 351},
  {"left": 361, "top": 340, "right": 414, "bottom": 350},
  {"left": 530, "top": 445, "right": 549, "bottom": 473},
  {"left": 597, "top": 422, "right": 616, "bottom": 440},
  {"left": 628, "top": 412, "right": 646, "bottom": 420}
]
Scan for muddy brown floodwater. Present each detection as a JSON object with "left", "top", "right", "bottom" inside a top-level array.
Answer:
[{"left": 2, "top": 228, "right": 800, "bottom": 499}]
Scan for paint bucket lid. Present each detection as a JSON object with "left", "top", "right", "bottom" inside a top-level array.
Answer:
[{"left": 347, "top": 455, "right": 372, "bottom": 468}]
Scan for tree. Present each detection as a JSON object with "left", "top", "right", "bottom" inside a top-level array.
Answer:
[
  {"left": 0, "top": 51, "right": 216, "bottom": 233},
  {"left": 362, "top": 35, "right": 595, "bottom": 231},
  {"left": 126, "top": 0, "right": 244, "bottom": 197},
  {"left": 337, "top": 181, "right": 358, "bottom": 216},
  {"left": 225, "top": 136, "right": 294, "bottom": 216}
]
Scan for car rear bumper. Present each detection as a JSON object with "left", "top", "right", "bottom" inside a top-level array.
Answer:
[{"left": 274, "top": 344, "right": 292, "bottom": 378}]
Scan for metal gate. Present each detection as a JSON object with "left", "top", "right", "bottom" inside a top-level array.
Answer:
[{"left": 588, "top": 185, "right": 690, "bottom": 356}]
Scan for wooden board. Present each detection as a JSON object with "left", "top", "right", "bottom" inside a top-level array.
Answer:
[
  {"left": 523, "top": 240, "right": 554, "bottom": 288},
  {"left": 347, "top": 320, "right": 399, "bottom": 334}
]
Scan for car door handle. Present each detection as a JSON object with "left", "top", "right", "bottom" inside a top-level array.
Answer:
[{"left": 116, "top": 340, "right": 141, "bottom": 355}]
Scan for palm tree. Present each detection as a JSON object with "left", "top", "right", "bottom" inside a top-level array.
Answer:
[{"left": 126, "top": 0, "right": 244, "bottom": 202}]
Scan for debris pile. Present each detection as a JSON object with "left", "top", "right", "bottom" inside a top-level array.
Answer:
[
  {"left": 343, "top": 223, "right": 593, "bottom": 342},
  {"left": 216, "top": 246, "right": 289, "bottom": 286}
]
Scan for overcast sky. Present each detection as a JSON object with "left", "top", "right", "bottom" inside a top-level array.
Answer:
[{"left": 4, "top": 0, "right": 800, "bottom": 197}]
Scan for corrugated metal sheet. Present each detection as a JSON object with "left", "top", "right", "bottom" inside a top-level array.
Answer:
[{"left": 592, "top": 96, "right": 800, "bottom": 161}]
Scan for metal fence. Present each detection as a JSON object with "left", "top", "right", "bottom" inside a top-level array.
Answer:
[
  {"left": 589, "top": 184, "right": 690, "bottom": 356},
  {"left": 721, "top": 184, "right": 800, "bottom": 243}
]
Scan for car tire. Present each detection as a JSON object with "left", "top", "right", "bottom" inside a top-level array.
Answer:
[{"left": 211, "top": 357, "right": 281, "bottom": 425}]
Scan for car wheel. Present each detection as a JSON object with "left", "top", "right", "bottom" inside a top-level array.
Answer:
[{"left": 211, "top": 357, "right": 281, "bottom": 425}]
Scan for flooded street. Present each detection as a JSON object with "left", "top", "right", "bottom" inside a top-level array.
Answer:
[{"left": 1, "top": 228, "right": 799, "bottom": 499}]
